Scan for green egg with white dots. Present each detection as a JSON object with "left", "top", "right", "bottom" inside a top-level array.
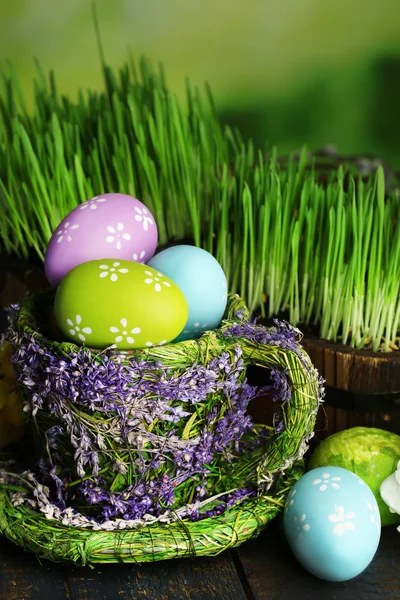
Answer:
[{"left": 54, "top": 259, "right": 188, "bottom": 349}]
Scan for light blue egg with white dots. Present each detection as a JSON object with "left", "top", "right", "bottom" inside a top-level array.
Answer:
[
  {"left": 283, "top": 466, "right": 381, "bottom": 582},
  {"left": 147, "top": 245, "right": 228, "bottom": 341}
]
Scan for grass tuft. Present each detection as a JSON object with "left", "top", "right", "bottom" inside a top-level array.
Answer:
[{"left": 0, "top": 58, "right": 398, "bottom": 351}]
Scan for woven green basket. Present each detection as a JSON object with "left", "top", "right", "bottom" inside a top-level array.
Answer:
[{"left": 0, "top": 292, "right": 322, "bottom": 565}]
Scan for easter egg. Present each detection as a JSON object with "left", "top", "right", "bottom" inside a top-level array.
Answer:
[
  {"left": 45, "top": 193, "right": 158, "bottom": 287},
  {"left": 54, "top": 259, "right": 188, "bottom": 349},
  {"left": 147, "top": 245, "right": 228, "bottom": 341},
  {"left": 283, "top": 466, "right": 381, "bottom": 582},
  {"left": 308, "top": 427, "right": 400, "bottom": 526}
]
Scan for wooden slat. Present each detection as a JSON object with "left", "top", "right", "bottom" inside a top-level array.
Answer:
[
  {"left": 302, "top": 337, "right": 400, "bottom": 394},
  {"left": 335, "top": 349, "right": 354, "bottom": 391},
  {"left": 334, "top": 408, "right": 348, "bottom": 433},
  {"left": 322, "top": 347, "right": 336, "bottom": 388}
]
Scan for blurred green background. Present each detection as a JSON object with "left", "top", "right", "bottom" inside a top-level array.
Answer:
[{"left": 1, "top": 0, "right": 400, "bottom": 165}]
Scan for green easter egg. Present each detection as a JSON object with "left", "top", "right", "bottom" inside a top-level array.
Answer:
[
  {"left": 308, "top": 427, "right": 400, "bottom": 527},
  {"left": 54, "top": 259, "right": 188, "bottom": 349}
]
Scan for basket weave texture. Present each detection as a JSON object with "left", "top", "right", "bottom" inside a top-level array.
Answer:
[{"left": 0, "top": 292, "right": 322, "bottom": 564}]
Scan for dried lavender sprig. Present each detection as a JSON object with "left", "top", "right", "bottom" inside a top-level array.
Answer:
[{"left": 2, "top": 466, "right": 257, "bottom": 530}]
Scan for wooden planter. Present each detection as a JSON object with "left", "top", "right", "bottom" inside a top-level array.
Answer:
[{"left": 302, "top": 337, "right": 400, "bottom": 438}]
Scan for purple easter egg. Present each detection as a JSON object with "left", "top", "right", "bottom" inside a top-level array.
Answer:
[{"left": 44, "top": 193, "right": 158, "bottom": 287}]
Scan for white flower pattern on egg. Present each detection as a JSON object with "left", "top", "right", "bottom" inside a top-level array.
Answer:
[
  {"left": 134, "top": 206, "right": 154, "bottom": 231},
  {"left": 143, "top": 271, "right": 171, "bottom": 293},
  {"left": 294, "top": 514, "right": 310, "bottom": 539},
  {"left": 133, "top": 250, "right": 146, "bottom": 262},
  {"left": 351, "top": 473, "right": 366, "bottom": 485},
  {"left": 56, "top": 222, "right": 79, "bottom": 244},
  {"left": 328, "top": 505, "right": 356, "bottom": 536},
  {"left": 99, "top": 262, "right": 129, "bottom": 282},
  {"left": 145, "top": 340, "right": 167, "bottom": 347},
  {"left": 105, "top": 223, "right": 131, "bottom": 249},
  {"left": 79, "top": 196, "right": 107, "bottom": 210},
  {"left": 110, "top": 319, "right": 141, "bottom": 345},
  {"left": 285, "top": 488, "right": 296, "bottom": 513},
  {"left": 367, "top": 502, "right": 381, "bottom": 530},
  {"left": 312, "top": 473, "right": 341, "bottom": 491},
  {"left": 66, "top": 315, "right": 92, "bottom": 342}
]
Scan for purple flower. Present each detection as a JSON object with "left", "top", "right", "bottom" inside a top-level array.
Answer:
[
  {"left": 77, "top": 473, "right": 177, "bottom": 521},
  {"left": 234, "top": 309, "right": 247, "bottom": 321},
  {"left": 34, "top": 459, "right": 69, "bottom": 509},
  {"left": 79, "top": 479, "right": 109, "bottom": 504},
  {"left": 217, "top": 352, "right": 232, "bottom": 374},
  {"left": 261, "top": 368, "right": 291, "bottom": 403},
  {"left": 223, "top": 319, "right": 303, "bottom": 359}
]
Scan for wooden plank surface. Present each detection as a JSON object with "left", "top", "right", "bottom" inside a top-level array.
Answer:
[
  {"left": 2, "top": 518, "right": 399, "bottom": 600},
  {"left": 65, "top": 553, "right": 248, "bottom": 600},
  {"left": 0, "top": 538, "right": 71, "bottom": 600},
  {"left": 0, "top": 537, "right": 247, "bottom": 600},
  {"left": 237, "top": 517, "right": 400, "bottom": 600}
]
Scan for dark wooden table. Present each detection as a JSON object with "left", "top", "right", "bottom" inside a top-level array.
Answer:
[
  {"left": 1, "top": 258, "right": 400, "bottom": 599},
  {"left": 1, "top": 519, "right": 399, "bottom": 600}
]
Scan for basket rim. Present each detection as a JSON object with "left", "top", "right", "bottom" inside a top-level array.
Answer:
[{"left": 0, "top": 461, "right": 304, "bottom": 565}]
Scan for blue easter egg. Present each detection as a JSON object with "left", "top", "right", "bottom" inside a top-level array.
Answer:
[
  {"left": 283, "top": 466, "right": 381, "bottom": 582},
  {"left": 147, "top": 245, "right": 228, "bottom": 341}
]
